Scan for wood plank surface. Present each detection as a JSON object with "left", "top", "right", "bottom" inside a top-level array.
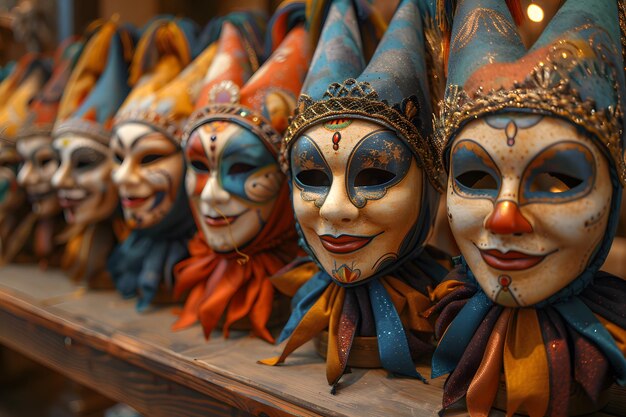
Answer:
[{"left": 0, "top": 265, "right": 623, "bottom": 417}]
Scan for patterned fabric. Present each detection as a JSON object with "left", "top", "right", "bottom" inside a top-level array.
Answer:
[
  {"left": 430, "top": 261, "right": 626, "bottom": 416},
  {"left": 54, "top": 21, "right": 136, "bottom": 143}
]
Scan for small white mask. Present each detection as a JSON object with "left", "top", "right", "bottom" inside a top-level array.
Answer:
[
  {"left": 111, "top": 123, "right": 184, "bottom": 229},
  {"left": 17, "top": 136, "right": 61, "bottom": 217},
  {"left": 52, "top": 135, "right": 118, "bottom": 225}
]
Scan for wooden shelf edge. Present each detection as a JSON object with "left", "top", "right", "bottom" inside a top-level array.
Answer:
[{"left": 0, "top": 289, "right": 321, "bottom": 417}]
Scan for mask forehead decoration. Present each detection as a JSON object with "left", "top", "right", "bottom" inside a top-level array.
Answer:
[
  {"left": 173, "top": 4, "right": 308, "bottom": 342},
  {"left": 431, "top": 1, "right": 626, "bottom": 415},
  {"left": 50, "top": 22, "right": 136, "bottom": 285},
  {"left": 108, "top": 17, "right": 218, "bottom": 311},
  {"left": 260, "top": 0, "right": 449, "bottom": 390}
]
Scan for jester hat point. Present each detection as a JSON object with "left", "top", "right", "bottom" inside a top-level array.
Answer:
[
  {"left": 184, "top": 4, "right": 310, "bottom": 156},
  {"left": 283, "top": 0, "right": 446, "bottom": 192},
  {"left": 18, "top": 37, "right": 84, "bottom": 140},
  {"left": 0, "top": 54, "right": 50, "bottom": 144},
  {"left": 436, "top": 0, "right": 626, "bottom": 187},
  {"left": 53, "top": 20, "right": 136, "bottom": 144}
]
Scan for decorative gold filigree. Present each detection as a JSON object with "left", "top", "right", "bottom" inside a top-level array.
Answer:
[
  {"left": 183, "top": 104, "right": 281, "bottom": 154},
  {"left": 53, "top": 119, "right": 113, "bottom": 144},
  {"left": 451, "top": 7, "right": 518, "bottom": 51},
  {"left": 434, "top": 63, "right": 626, "bottom": 186},
  {"left": 283, "top": 78, "right": 446, "bottom": 192},
  {"left": 113, "top": 109, "right": 182, "bottom": 144}
]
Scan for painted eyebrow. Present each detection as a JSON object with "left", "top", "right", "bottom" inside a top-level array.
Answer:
[
  {"left": 25, "top": 144, "right": 52, "bottom": 162},
  {"left": 112, "top": 130, "right": 162, "bottom": 151},
  {"left": 292, "top": 135, "right": 331, "bottom": 170}
]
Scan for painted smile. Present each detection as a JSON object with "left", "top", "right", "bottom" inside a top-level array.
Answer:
[
  {"left": 479, "top": 248, "right": 553, "bottom": 271},
  {"left": 319, "top": 233, "right": 381, "bottom": 254},
  {"left": 203, "top": 209, "right": 249, "bottom": 227},
  {"left": 58, "top": 188, "right": 89, "bottom": 209},
  {"left": 121, "top": 194, "right": 152, "bottom": 208}
]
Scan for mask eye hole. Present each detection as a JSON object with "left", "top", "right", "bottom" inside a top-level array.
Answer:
[
  {"left": 228, "top": 162, "right": 256, "bottom": 175},
  {"left": 113, "top": 152, "right": 124, "bottom": 164},
  {"left": 354, "top": 168, "right": 396, "bottom": 187},
  {"left": 191, "top": 160, "right": 209, "bottom": 173},
  {"left": 296, "top": 169, "right": 331, "bottom": 187},
  {"left": 529, "top": 172, "right": 583, "bottom": 193},
  {"left": 76, "top": 159, "right": 95, "bottom": 169},
  {"left": 141, "top": 154, "right": 165, "bottom": 165},
  {"left": 38, "top": 156, "right": 55, "bottom": 167},
  {"left": 456, "top": 170, "right": 499, "bottom": 190}
]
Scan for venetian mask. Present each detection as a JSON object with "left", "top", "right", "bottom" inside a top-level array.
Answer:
[
  {"left": 447, "top": 113, "right": 612, "bottom": 307},
  {"left": 184, "top": 121, "right": 283, "bottom": 252},
  {"left": 290, "top": 118, "right": 422, "bottom": 284},
  {"left": 111, "top": 123, "right": 184, "bottom": 229},
  {"left": 0, "top": 143, "right": 24, "bottom": 213},
  {"left": 52, "top": 134, "right": 118, "bottom": 225},
  {"left": 16, "top": 136, "right": 61, "bottom": 217}
]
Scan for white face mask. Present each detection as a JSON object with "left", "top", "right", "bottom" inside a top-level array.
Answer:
[
  {"left": 290, "top": 118, "right": 422, "bottom": 284},
  {"left": 17, "top": 136, "right": 61, "bottom": 217},
  {"left": 447, "top": 114, "right": 613, "bottom": 306},
  {"left": 111, "top": 123, "right": 184, "bottom": 229},
  {"left": 0, "top": 143, "right": 24, "bottom": 213},
  {"left": 184, "top": 121, "right": 282, "bottom": 252},
  {"left": 52, "top": 135, "right": 118, "bottom": 225}
]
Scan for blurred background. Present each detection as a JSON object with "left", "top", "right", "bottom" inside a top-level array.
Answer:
[{"left": 0, "top": 0, "right": 562, "bottom": 64}]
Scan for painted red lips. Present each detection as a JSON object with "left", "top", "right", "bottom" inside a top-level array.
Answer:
[
  {"left": 319, "top": 234, "right": 376, "bottom": 254},
  {"left": 121, "top": 196, "right": 150, "bottom": 208},
  {"left": 204, "top": 215, "right": 239, "bottom": 227},
  {"left": 479, "top": 249, "right": 546, "bottom": 271}
]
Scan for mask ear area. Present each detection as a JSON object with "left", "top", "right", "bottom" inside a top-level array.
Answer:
[{"left": 264, "top": 91, "right": 295, "bottom": 134}]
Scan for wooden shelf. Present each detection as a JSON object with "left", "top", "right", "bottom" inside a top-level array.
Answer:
[{"left": 0, "top": 265, "right": 623, "bottom": 417}]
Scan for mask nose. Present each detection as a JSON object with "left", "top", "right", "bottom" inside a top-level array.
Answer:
[
  {"left": 51, "top": 161, "right": 72, "bottom": 189},
  {"left": 17, "top": 162, "right": 33, "bottom": 187},
  {"left": 112, "top": 159, "right": 140, "bottom": 186},
  {"left": 319, "top": 180, "right": 359, "bottom": 224},
  {"left": 485, "top": 200, "right": 533, "bottom": 235},
  {"left": 201, "top": 174, "right": 230, "bottom": 206}
]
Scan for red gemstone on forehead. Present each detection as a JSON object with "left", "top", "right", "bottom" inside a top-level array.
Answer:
[{"left": 332, "top": 131, "right": 341, "bottom": 151}]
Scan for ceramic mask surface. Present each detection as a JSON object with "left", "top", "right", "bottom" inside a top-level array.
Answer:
[
  {"left": 0, "top": 142, "right": 24, "bottom": 212},
  {"left": 17, "top": 136, "right": 61, "bottom": 217},
  {"left": 111, "top": 123, "right": 184, "bottom": 229},
  {"left": 290, "top": 118, "right": 422, "bottom": 284},
  {"left": 447, "top": 113, "right": 612, "bottom": 306},
  {"left": 185, "top": 121, "right": 282, "bottom": 252},
  {"left": 52, "top": 134, "right": 118, "bottom": 225}
]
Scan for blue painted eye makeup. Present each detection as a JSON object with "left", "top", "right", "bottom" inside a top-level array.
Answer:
[
  {"left": 290, "top": 135, "right": 332, "bottom": 208},
  {"left": 346, "top": 130, "right": 411, "bottom": 208},
  {"left": 451, "top": 139, "right": 501, "bottom": 199},
  {"left": 520, "top": 141, "right": 595, "bottom": 204},
  {"left": 219, "top": 129, "right": 276, "bottom": 202}
]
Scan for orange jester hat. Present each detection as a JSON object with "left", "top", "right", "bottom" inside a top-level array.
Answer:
[{"left": 172, "top": 2, "right": 310, "bottom": 343}]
